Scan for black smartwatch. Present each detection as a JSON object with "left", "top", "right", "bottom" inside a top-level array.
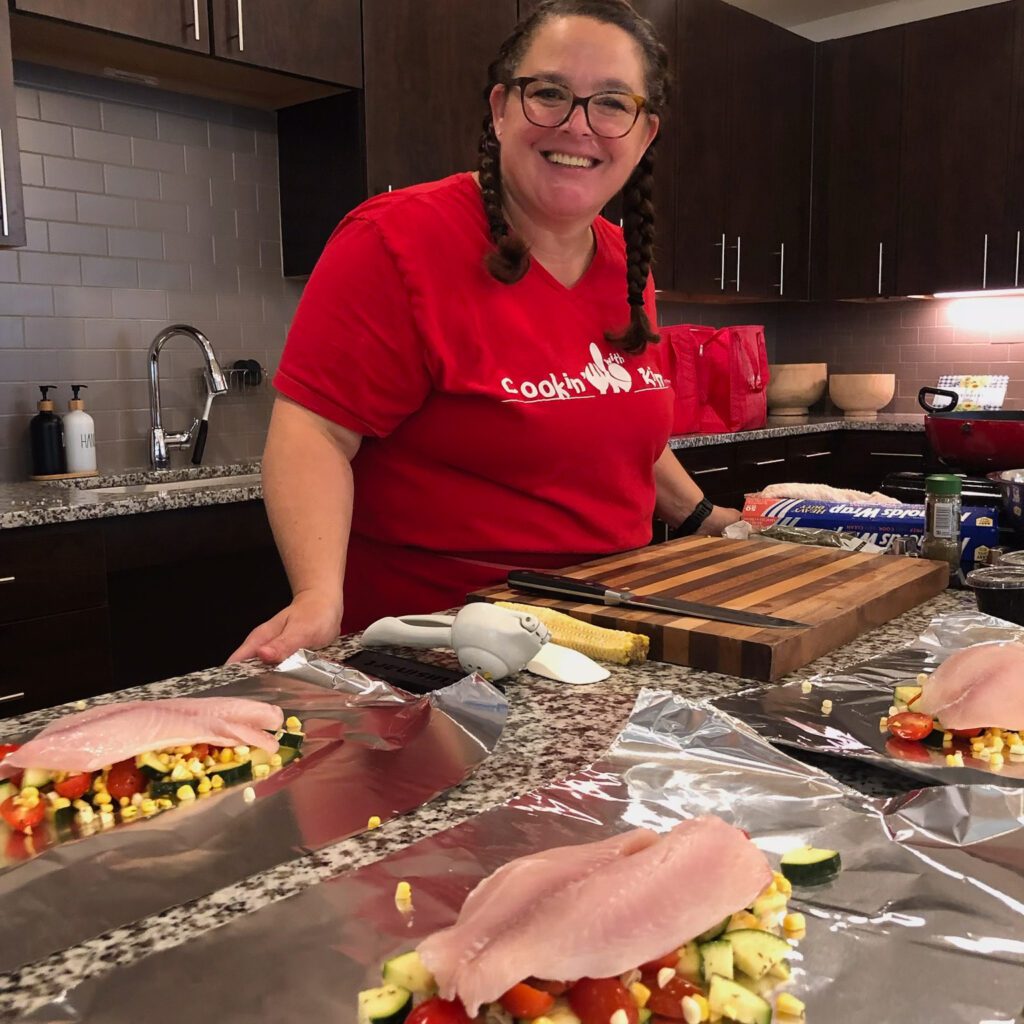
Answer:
[{"left": 672, "top": 497, "right": 714, "bottom": 538}]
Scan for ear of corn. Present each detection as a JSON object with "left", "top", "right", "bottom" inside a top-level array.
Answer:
[{"left": 495, "top": 601, "right": 649, "bottom": 665}]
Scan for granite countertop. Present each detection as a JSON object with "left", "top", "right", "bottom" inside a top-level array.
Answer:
[
  {"left": 0, "top": 588, "right": 971, "bottom": 1019},
  {"left": 0, "top": 417, "right": 925, "bottom": 530}
]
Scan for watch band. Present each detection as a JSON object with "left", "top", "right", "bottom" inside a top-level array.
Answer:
[{"left": 673, "top": 497, "right": 714, "bottom": 537}]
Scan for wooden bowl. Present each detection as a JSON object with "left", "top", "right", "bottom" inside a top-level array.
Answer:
[
  {"left": 767, "top": 363, "right": 828, "bottom": 416},
  {"left": 829, "top": 373, "right": 896, "bottom": 419}
]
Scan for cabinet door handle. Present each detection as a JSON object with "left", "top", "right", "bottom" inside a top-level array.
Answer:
[
  {"left": 0, "top": 127, "right": 8, "bottom": 238},
  {"left": 192, "top": 0, "right": 201, "bottom": 40},
  {"left": 877, "top": 241, "right": 884, "bottom": 296},
  {"left": 799, "top": 451, "right": 832, "bottom": 459},
  {"left": 714, "top": 232, "right": 726, "bottom": 291},
  {"left": 729, "top": 236, "right": 742, "bottom": 292},
  {"left": 753, "top": 457, "right": 786, "bottom": 467},
  {"left": 0, "top": 575, "right": 14, "bottom": 584},
  {"left": 1016, "top": 229, "right": 1021, "bottom": 289},
  {"left": 236, "top": 0, "right": 245, "bottom": 51},
  {"left": 0, "top": 691, "right": 24, "bottom": 705},
  {"left": 870, "top": 451, "right": 924, "bottom": 458},
  {"left": 773, "top": 242, "right": 785, "bottom": 295},
  {"left": 982, "top": 232, "right": 989, "bottom": 289},
  {"left": 691, "top": 465, "right": 729, "bottom": 476}
]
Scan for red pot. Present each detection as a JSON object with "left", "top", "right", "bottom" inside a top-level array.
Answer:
[{"left": 918, "top": 387, "right": 1024, "bottom": 473}]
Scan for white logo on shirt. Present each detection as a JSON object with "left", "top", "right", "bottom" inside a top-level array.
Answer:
[{"left": 500, "top": 342, "right": 667, "bottom": 404}]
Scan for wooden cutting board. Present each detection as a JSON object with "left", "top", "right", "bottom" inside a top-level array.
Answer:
[{"left": 470, "top": 537, "right": 949, "bottom": 681}]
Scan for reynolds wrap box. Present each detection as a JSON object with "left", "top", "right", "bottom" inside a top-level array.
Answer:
[{"left": 743, "top": 496, "right": 999, "bottom": 574}]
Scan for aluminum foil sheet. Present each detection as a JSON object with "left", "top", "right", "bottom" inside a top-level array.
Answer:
[
  {"left": 713, "top": 611, "right": 1024, "bottom": 787},
  {"left": 22, "top": 691, "right": 1024, "bottom": 1024},
  {"left": 0, "top": 658, "right": 506, "bottom": 974}
]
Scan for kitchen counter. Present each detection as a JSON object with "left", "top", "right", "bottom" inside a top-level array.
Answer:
[
  {"left": 0, "top": 587, "right": 970, "bottom": 1019},
  {"left": 0, "top": 417, "right": 926, "bottom": 530}
]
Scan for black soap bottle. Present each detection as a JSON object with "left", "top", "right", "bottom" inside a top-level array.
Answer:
[{"left": 30, "top": 385, "right": 67, "bottom": 477}]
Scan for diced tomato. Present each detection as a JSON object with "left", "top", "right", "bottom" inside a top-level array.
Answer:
[
  {"left": 887, "top": 711, "right": 935, "bottom": 742},
  {"left": 0, "top": 744, "right": 22, "bottom": 788},
  {"left": 106, "top": 758, "right": 147, "bottom": 799},
  {"left": 4, "top": 825, "right": 49, "bottom": 860},
  {"left": 500, "top": 983, "right": 556, "bottom": 1019},
  {"left": 405, "top": 997, "right": 473, "bottom": 1024},
  {"left": 950, "top": 727, "right": 983, "bottom": 739},
  {"left": 0, "top": 794, "right": 45, "bottom": 833},
  {"left": 639, "top": 952, "right": 679, "bottom": 972},
  {"left": 528, "top": 980, "right": 573, "bottom": 997},
  {"left": 54, "top": 772, "right": 94, "bottom": 800},
  {"left": 191, "top": 743, "right": 210, "bottom": 759},
  {"left": 568, "top": 979, "right": 638, "bottom": 1024},
  {"left": 643, "top": 974, "right": 704, "bottom": 1018}
]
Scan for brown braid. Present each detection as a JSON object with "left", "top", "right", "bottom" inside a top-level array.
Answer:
[{"left": 477, "top": 0, "right": 670, "bottom": 353}]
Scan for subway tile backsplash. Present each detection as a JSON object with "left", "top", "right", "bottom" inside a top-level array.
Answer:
[{"left": 0, "top": 63, "right": 303, "bottom": 482}]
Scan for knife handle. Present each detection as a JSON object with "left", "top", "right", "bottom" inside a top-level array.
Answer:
[{"left": 507, "top": 570, "right": 611, "bottom": 602}]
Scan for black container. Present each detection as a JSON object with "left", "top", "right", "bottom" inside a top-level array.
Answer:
[
  {"left": 29, "top": 385, "right": 66, "bottom": 476},
  {"left": 965, "top": 566, "right": 1024, "bottom": 626}
]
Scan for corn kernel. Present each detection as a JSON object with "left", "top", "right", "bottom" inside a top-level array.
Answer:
[
  {"left": 783, "top": 912, "right": 806, "bottom": 933},
  {"left": 941, "top": 732, "right": 953, "bottom": 747},
  {"left": 120, "top": 805, "right": 137, "bottom": 819},
  {"left": 19, "top": 786, "right": 39, "bottom": 801},
  {"left": 176, "top": 785, "right": 196, "bottom": 801},
  {"left": 93, "top": 791, "right": 112, "bottom": 806},
  {"left": 175, "top": 745, "right": 192, "bottom": 756},
  {"left": 990, "top": 753, "right": 1004, "bottom": 769},
  {"left": 156, "top": 797, "right": 173, "bottom": 809},
  {"left": 270, "top": 753, "right": 283, "bottom": 768},
  {"left": 285, "top": 716, "right": 302, "bottom": 731},
  {"left": 629, "top": 982, "right": 651, "bottom": 1009},
  {"left": 879, "top": 716, "right": 889, "bottom": 732},
  {"left": 610, "top": 1011, "right": 629, "bottom": 1024},
  {"left": 727, "top": 911, "right": 760, "bottom": 931},
  {"left": 367, "top": 815, "right": 382, "bottom": 829},
  {"left": 253, "top": 763, "right": 271, "bottom": 779},
  {"left": 233, "top": 745, "right": 250, "bottom": 758},
  {"left": 800, "top": 680, "right": 813, "bottom": 694},
  {"left": 242, "top": 786, "right": 256, "bottom": 803},
  {"left": 656, "top": 967, "right": 675, "bottom": 989},
  {"left": 945, "top": 752, "right": 964, "bottom": 767},
  {"left": 775, "top": 993, "right": 806, "bottom": 1017},
  {"left": 140, "top": 799, "right": 158, "bottom": 815},
  {"left": 118, "top": 796, "right": 130, "bottom": 808},
  {"left": 219, "top": 748, "right": 234, "bottom": 764},
  {"left": 681, "top": 998, "right": 702, "bottom": 1024},
  {"left": 74, "top": 700, "right": 87, "bottom": 711},
  {"left": 197, "top": 777, "right": 213, "bottom": 794},
  {"left": 821, "top": 699, "right": 833, "bottom": 715},
  {"left": 395, "top": 880, "right": 413, "bottom": 911},
  {"left": 210, "top": 773, "right": 225, "bottom": 789},
  {"left": 690, "top": 994, "right": 710, "bottom": 1022},
  {"left": 773, "top": 871, "right": 793, "bottom": 896},
  {"left": 187, "top": 758, "right": 205, "bottom": 775},
  {"left": 159, "top": 753, "right": 171, "bottom": 766}
]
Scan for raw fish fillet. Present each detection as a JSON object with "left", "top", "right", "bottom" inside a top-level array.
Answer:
[
  {"left": 418, "top": 816, "right": 771, "bottom": 1015},
  {"left": 0, "top": 697, "right": 283, "bottom": 775},
  {"left": 915, "top": 641, "right": 1024, "bottom": 730}
]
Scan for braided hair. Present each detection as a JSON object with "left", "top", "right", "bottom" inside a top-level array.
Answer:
[{"left": 479, "top": 0, "right": 670, "bottom": 354}]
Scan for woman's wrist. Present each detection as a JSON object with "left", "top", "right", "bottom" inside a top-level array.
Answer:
[{"left": 671, "top": 497, "right": 714, "bottom": 537}]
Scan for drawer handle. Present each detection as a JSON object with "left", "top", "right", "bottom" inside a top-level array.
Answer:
[
  {"left": 870, "top": 451, "right": 924, "bottom": 458},
  {"left": 0, "top": 691, "right": 24, "bottom": 704},
  {"left": 691, "top": 466, "right": 729, "bottom": 476},
  {"left": 0, "top": 575, "right": 14, "bottom": 584},
  {"left": 753, "top": 458, "right": 786, "bottom": 467},
  {"left": 800, "top": 451, "right": 832, "bottom": 459}
]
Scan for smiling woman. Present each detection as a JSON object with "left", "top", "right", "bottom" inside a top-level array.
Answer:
[{"left": 229, "top": 1, "right": 740, "bottom": 666}]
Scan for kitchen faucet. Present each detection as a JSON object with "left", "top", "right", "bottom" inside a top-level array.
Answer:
[{"left": 148, "top": 324, "right": 229, "bottom": 469}]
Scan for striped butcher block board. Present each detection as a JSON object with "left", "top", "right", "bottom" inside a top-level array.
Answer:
[{"left": 470, "top": 536, "right": 948, "bottom": 681}]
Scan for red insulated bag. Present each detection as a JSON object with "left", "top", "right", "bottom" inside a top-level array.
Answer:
[{"left": 662, "top": 324, "right": 713, "bottom": 435}]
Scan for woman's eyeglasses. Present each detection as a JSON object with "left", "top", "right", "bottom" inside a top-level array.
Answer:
[{"left": 508, "top": 77, "right": 647, "bottom": 139}]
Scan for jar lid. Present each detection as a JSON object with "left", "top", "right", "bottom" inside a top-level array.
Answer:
[
  {"left": 966, "top": 566, "right": 1024, "bottom": 590},
  {"left": 925, "top": 473, "right": 962, "bottom": 496},
  {"left": 998, "top": 550, "right": 1024, "bottom": 567}
]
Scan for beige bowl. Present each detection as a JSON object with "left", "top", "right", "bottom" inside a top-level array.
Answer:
[
  {"left": 828, "top": 373, "right": 896, "bottom": 418},
  {"left": 767, "top": 363, "right": 828, "bottom": 416}
]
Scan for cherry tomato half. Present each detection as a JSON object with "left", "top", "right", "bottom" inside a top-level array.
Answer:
[
  {"left": 106, "top": 759, "right": 147, "bottom": 800},
  {"left": 643, "top": 974, "right": 704, "bottom": 1018},
  {"left": 191, "top": 743, "right": 210, "bottom": 759},
  {"left": 500, "top": 983, "right": 556, "bottom": 1019},
  {"left": 0, "top": 744, "right": 22, "bottom": 788},
  {"left": 54, "top": 772, "right": 94, "bottom": 800},
  {"left": 528, "top": 980, "right": 573, "bottom": 997},
  {"left": 405, "top": 998, "right": 473, "bottom": 1024},
  {"left": 0, "top": 794, "right": 45, "bottom": 833},
  {"left": 887, "top": 711, "right": 935, "bottom": 742},
  {"left": 568, "top": 979, "right": 638, "bottom": 1024},
  {"left": 639, "top": 952, "right": 680, "bottom": 972}
]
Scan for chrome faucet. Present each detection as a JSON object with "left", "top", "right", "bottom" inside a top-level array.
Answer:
[{"left": 148, "top": 324, "right": 229, "bottom": 469}]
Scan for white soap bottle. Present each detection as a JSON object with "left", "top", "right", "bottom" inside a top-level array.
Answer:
[{"left": 63, "top": 384, "right": 97, "bottom": 473}]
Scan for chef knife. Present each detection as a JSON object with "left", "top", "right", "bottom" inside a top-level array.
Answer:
[{"left": 507, "top": 569, "right": 807, "bottom": 629}]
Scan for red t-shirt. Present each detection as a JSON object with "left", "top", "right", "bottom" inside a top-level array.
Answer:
[{"left": 275, "top": 173, "right": 674, "bottom": 629}]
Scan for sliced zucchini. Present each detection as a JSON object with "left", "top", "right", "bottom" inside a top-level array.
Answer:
[
  {"left": 751, "top": 889, "right": 788, "bottom": 920},
  {"left": 135, "top": 752, "right": 169, "bottom": 780},
  {"left": 150, "top": 778, "right": 197, "bottom": 800},
  {"left": 357, "top": 985, "right": 412, "bottom": 1024},
  {"left": 676, "top": 940, "right": 702, "bottom": 979},
  {"left": 893, "top": 684, "right": 922, "bottom": 707},
  {"left": 699, "top": 938, "right": 734, "bottom": 983},
  {"left": 544, "top": 1002, "right": 581, "bottom": 1024},
  {"left": 780, "top": 846, "right": 841, "bottom": 886},
  {"left": 707, "top": 976, "right": 771, "bottom": 1024},
  {"left": 695, "top": 915, "right": 730, "bottom": 943},
  {"left": 638, "top": 1011, "right": 652, "bottom": 1024},
  {"left": 726, "top": 929, "right": 792, "bottom": 981},
  {"left": 52, "top": 804, "right": 77, "bottom": 834},
  {"left": 382, "top": 951, "right": 436, "bottom": 996},
  {"left": 21, "top": 767, "right": 52, "bottom": 789},
  {"left": 207, "top": 760, "right": 253, "bottom": 785},
  {"left": 278, "top": 731, "right": 305, "bottom": 751},
  {"left": 920, "top": 727, "right": 945, "bottom": 749},
  {"left": 277, "top": 746, "right": 301, "bottom": 767}
]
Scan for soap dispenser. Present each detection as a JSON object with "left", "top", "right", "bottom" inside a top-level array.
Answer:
[
  {"left": 29, "top": 385, "right": 66, "bottom": 477},
  {"left": 63, "top": 384, "right": 97, "bottom": 473}
]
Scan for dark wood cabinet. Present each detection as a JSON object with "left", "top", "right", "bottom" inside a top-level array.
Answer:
[
  {"left": 812, "top": 27, "right": 904, "bottom": 299},
  {"left": 1008, "top": 0, "right": 1024, "bottom": 286},
  {"left": 13, "top": 0, "right": 210, "bottom": 52},
  {"left": 673, "top": 0, "right": 812, "bottom": 299},
  {"left": 0, "top": 2, "right": 25, "bottom": 249},
  {"left": 210, "top": 0, "right": 360, "bottom": 87},
  {"left": 897, "top": 3, "right": 1019, "bottom": 295},
  {"left": 835, "top": 431, "right": 929, "bottom": 494}
]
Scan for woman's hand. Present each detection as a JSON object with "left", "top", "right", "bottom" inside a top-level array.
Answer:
[
  {"left": 696, "top": 503, "right": 741, "bottom": 536},
  {"left": 227, "top": 590, "right": 343, "bottom": 665}
]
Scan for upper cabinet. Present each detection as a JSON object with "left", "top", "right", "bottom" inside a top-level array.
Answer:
[
  {"left": 209, "top": 0, "right": 361, "bottom": 87},
  {"left": 0, "top": 2, "right": 25, "bottom": 249},
  {"left": 812, "top": 27, "right": 904, "bottom": 300},
  {"left": 673, "top": 0, "right": 812, "bottom": 299},
  {"left": 897, "top": 2, "right": 1019, "bottom": 294},
  {"left": 13, "top": 0, "right": 210, "bottom": 52}
]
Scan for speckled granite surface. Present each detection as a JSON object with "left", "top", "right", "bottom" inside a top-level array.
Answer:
[
  {"left": 668, "top": 414, "right": 925, "bottom": 450},
  {"left": 0, "top": 588, "right": 970, "bottom": 1019},
  {"left": 1, "top": 418, "right": 924, "bottom": 529}
]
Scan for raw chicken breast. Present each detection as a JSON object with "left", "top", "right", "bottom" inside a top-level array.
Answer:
[
  {"left": 915, "top": 641, "right": 1024, "bottom": 730},
  {"left": 0, "top": 697, "right": 283, "bottom": 776},
  {"left": 418, "top": 816, "right": 771, "bottom": 1016}
]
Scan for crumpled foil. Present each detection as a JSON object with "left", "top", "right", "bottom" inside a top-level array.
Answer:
[
  {"left": 712, "top": 611, "right": 1024, "bottom": 786},
  {"left": 20, "top": 691, "right": 1024, "bottom": 1024},
  {"left": 0, "top": 659, "right": 506, "bottom": 975}
]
